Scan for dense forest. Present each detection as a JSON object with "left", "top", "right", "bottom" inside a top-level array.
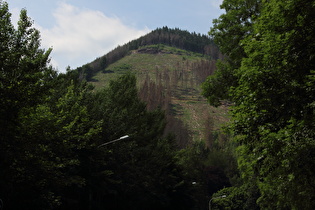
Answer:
[
  {"left": 1, "top": 0, "right": 314, "bottom": 209},
  {"left": 202, "top": 0, "right": 315, "bottom": 209},
  {"left": 0, "top": 2, "right": 232, "bottom": 209}
]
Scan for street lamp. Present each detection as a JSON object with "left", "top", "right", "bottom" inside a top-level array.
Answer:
[
  {"left": 98, "top": 135, "right": 130, "bottom": 147},
  {"left": 209, "top": 195, "right": 226, "bottom": 210}
]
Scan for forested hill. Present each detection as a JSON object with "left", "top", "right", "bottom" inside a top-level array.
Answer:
[
  {"left": 76, "top": 27, "right": 220, "bottom": 80},
  {"left": 76, "top": 26, "right": 226, "bottom": 147},
  {"left": 1, "top": 1, "right": 231, "bottom": 207}
]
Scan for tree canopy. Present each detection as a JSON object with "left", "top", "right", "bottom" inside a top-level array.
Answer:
[{"left": 203, "top": 0, "right": 315, "bottom": 208}]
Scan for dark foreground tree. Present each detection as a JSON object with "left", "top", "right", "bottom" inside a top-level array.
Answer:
[
  {"left": 0, "top": 3, "right": 105, "bottom": 208},
  {"left": 79, "top": 73, "right": 196, "bottom": 210},
  {"left": 0, "top": 2, "right": 65, "bottom": 208},
  {"left": 0, "top": 4, "right": 197, "bottom": 208}
]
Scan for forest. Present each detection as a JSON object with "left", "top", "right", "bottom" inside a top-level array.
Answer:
[
  {"left": 0, "top": 2, "right": 229, "bottom": 209},
  {"left": 1, "top": 0, "right": 315, "bottom": 209},
  {"left": 202, "top": 0, "right": 315, "bottom": 209}
]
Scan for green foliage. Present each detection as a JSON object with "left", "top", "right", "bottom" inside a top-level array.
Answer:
[
  {"left": 0, "top": 2, "right": 53, "bottom": 119},
  {"left": 203, "top": 0, "right": 315, "bottom": 208},
  {"left": 205, "top": 131, "right": 239, "bottom": 185},
  {"left": 81, "top": 73, "right": 196, "bottom": 209},
  {"left": 0, "top": 3, "right": 78, "bottom": 209},
  {"left": 202, "top": 60, "right": 235, "bottom": 106},
  {"left": 12, "top": 83, "right": 102, "bottom": 208},
  {"left": 0, "top": 4, "right": 196, "bottom": 209},
  {"left": 94, "top": 73, "right": 165, "bottom": 142},
  {"left": 175, "top": 132, "right": 240, "bottom": 209},
  {"left": 210, "top": 0, "right": 260, "bottom": 64},
  {"left": 202, "top": 0, "right": 261, "bottom": 106},
  {"left": 211, "top": 184, "right": 260, "bottom": 210},
  {"left": 233, "top": 0, "right": 315, "bottom": 207},
  {"left": 105, "top": 63, "right": 132, "bottom": 74}
]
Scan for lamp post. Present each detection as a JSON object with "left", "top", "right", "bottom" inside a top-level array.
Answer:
[
  {"left": 209, "top": 195, "right": 226, "bottom": 210},
  {"left": 98, "top": 135, "right": 130, "bottom": 147}
]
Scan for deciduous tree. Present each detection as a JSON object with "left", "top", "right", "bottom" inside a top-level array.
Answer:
[{"left": 203, "top": 0, "right": 315, "bottom": 208}]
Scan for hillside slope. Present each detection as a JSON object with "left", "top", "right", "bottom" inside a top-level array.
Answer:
[{"left": 76, "top": 27, "right": 229, "bottom": 147}]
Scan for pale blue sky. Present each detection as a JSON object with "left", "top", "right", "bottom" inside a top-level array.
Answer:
[{"left": 7, "top": 0, "right": 223, "bottom": 72}]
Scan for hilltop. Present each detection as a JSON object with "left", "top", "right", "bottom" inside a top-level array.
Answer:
[
  {"left": 75, "top": 27, "right": 229, "bottom": 147},
  {"left": 77, "top": 27, "right": 222, "bottom": 80}
]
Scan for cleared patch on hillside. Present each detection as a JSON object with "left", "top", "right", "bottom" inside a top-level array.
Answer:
[{"left": 90, "top": 45, "right": 229, "bottom": 146}]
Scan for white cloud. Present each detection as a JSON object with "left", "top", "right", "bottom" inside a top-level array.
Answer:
[{"left": 38, "top": 2, "right": 150, "bottom": 72}]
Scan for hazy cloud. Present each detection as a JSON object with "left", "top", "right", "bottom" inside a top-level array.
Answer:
[{"left": 37, "top": 2, "right": 150, "bottom": 72}]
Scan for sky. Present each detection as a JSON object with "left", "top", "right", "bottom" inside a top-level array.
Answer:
[{"left": 7, "top": 0, "right": 224, "bottom": 73}]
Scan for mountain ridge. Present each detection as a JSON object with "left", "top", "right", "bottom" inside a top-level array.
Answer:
[{"left": 75, "top": 27, "right": 221, "bottom": 81}]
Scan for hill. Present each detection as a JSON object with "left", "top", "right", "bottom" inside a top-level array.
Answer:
[{"left": 75, "top": 27, "right": 229, "bottom": 147}]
